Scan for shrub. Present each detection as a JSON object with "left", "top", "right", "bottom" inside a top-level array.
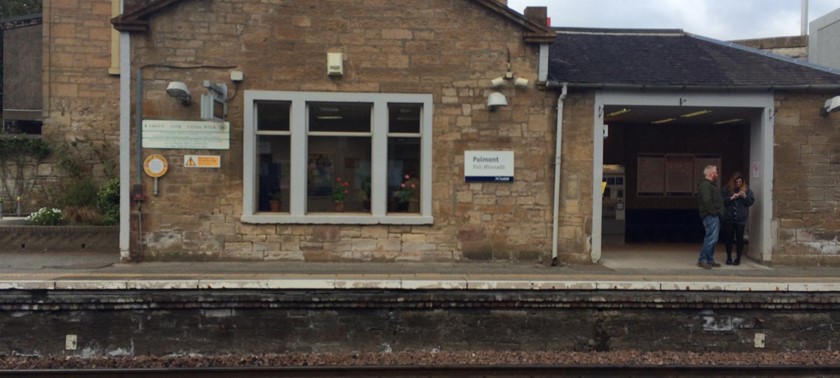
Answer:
[
  {"left": 25, "top": 207, "right": 64, "bottom": 226},
  {"left": 96, "top": 178, "right": 119, "bottom": 225}
]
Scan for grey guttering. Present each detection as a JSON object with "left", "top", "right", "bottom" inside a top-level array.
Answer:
[{"left": 544, "top": 82, "right": 840, "bottom": 91}]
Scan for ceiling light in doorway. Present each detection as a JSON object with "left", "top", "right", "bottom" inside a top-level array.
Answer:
[
  {"left": 713, "top": 118, "right": 743, "bottom": 125},
  {"left": 606, "top": 108, "right": 630, "bottom": 117},
  {"left": 680, "top": 109, "right": 711, "bottom": 118},
  {"left": 651, "top": 117, "right": 676, "bottom": 125},
  {"left": 317, "top": 115, "right": 343, "bottom": 120}
]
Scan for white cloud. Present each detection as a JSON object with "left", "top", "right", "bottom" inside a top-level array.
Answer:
[{"left": 507, "top": 0, "right": 840, "bottom": 40}]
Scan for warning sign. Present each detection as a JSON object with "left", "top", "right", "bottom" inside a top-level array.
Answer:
[
  {"left": 143, "top": 154, "right": 168, "bottom": 178},
  {"left": 184, "top": 155, "right": 221, "bottom": 168}
]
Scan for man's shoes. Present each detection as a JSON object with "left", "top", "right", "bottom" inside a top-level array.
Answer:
[
  {"left": 725, "top": 259, "right": 733, "bottom": 265},
  {"left": 697, "top": 262, "right": 712, "bottom": 269},
  {"left": 710, "top": 262, "right": 722, "bottom": 268},
  {"left": 733, "top": 260, "right": 740, "bottom": 266}
]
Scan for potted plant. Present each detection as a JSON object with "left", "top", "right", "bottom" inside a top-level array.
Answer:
[
  {"left": 393, "top": 174, "right": 418, "bottom": 212},
  {"left": 332, "top": 177, "right": 350, "bottom": 212},
  {"left": 269, "top": 190, "right": 282, "bottom": 212}
]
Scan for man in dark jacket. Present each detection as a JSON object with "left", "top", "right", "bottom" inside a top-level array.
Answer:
[{"left": 697, "top": 165, "right": 724, "bottom": 269}]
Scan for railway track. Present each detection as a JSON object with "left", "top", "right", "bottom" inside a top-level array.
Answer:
[{"left": 4, "top": 365, "right": 840, "bottom": 377}]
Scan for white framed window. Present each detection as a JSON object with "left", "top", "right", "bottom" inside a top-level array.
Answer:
[{"left": 242, "top": 91, "right": 433, "bottom": 224}]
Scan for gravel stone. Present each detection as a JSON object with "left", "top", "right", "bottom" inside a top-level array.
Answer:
[{"left": 2, "top": 350, "right": 840, "bottom": 369}]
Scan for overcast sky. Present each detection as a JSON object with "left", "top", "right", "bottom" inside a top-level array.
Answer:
[{"left": 507, "top": 0, "right": 840, "bottom": 41}]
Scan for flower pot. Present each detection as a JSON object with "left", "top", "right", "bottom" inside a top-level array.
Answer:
[
  {"left": 333, "top": 201, "right": 345, "bottom": 212},
  {"left": 269, "top": 200, "right": 282, "bottom": 212}
]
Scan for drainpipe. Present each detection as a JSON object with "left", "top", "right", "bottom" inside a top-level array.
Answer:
[
  {"left": 551, "top": 83, "right": 568, "bottom": 266},
  {"left": 118, "top": 10, "right": 131, "bottom": 261}
]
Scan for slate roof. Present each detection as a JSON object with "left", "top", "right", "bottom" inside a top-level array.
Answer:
[
  {"left": 112, "top": 0, "right": 555, "bottom": 42},
  {"left": 547, "top": 28, "right": 840, "bottom": 89}
]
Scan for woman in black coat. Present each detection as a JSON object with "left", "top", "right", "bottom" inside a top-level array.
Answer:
[{"left": 721, "top": 172, "right": 755, "bottom": 265}]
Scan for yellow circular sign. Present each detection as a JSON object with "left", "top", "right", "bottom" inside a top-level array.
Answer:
[{"left": 143, "top": 154, "right": 168, "bottom": 178}]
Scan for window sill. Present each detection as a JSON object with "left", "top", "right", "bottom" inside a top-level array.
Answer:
[{"left": 241, "top": 213, "right": 433, "bottom": 225}]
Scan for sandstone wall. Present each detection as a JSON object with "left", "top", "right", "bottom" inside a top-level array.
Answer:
[
  {"left": 772, "top": 92, "right": 840, "bottom": 265},
  {"left": 128, "top": 0, "right": 580, "bottom": 263},
  {"left": 42, "top": 0, "right": 120, "bottom": 170}
]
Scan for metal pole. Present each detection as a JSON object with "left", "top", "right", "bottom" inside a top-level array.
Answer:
[{"left": 801, "top": 0, "right": 809, "bottom": 36}]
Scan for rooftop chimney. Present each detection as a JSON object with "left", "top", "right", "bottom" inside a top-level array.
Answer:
[{"left": 524, "top": 7, "right": 548, "bottom": 27}]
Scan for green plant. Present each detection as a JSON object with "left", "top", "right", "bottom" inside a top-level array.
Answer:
[
  {"left": 25, "top": 207, "right": 64, "bottom": 226},
  {"left": 96, "top": 178, "right": 120, "bottom": 225},
  {"left": 393, "top": 174, "right": 418, "bottom": 203},
  {"left": 332, "top": 177, "right": 350, "bottom": 202},
  {"left": 37, "top": 136, "right": 118, "bottom": 224},
  {"left": 58, "top": 177, "right": 99, "bottom": 207},
  {"left": 270, "top": 189, "right": 282, "bottom": 201}
]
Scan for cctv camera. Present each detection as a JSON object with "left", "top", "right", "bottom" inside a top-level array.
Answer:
[
  {"left": 166, "top": 81, "right": 191, "bottom": 105},
  {"left": 822, "top": 95, "right": 840, "bottom": 116}
]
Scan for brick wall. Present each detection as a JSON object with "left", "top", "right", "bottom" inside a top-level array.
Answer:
[
  {"left": 2, "top": 290, "right": 840, "bottom": 356},
  {"left": 128, "top": 0, "right": 571, "bottom": 263},
  {"left": 772, "top": 92, "right": 840, "bottom": 265}
]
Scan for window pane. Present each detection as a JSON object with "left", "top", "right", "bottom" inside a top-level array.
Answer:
[
  {"left": 307, "top": 136, "right": 372, "bottom": 213},
  {"left": 388, "top": 137, "right": 421, "bottom": 213},
  {"left": 257, "top": 135, "right": 290, "bottom": 212},
  {"left": 388, "top": 103, "right": 421, "bottom": 134},
  {"left": 257, "top": 101, "right": 290, "bottom": 131},
  {"left": 309, "top": 102, "right": 371, "bottom": 133}
]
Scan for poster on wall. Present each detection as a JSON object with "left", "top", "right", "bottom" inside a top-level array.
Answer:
[
  {"left": 637, "top": 154, "right": 664, "bottom": 195},
  {"left": 665, "top": 154, "right": 694, "bottom": 195}
]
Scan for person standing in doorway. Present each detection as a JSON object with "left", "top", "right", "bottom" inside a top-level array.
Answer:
[
  {"left": 721, "top": 172, "right": 754, "bottom": 266},
  {"left": 697, "top": 165, "right": 724, "bottom": 269}
]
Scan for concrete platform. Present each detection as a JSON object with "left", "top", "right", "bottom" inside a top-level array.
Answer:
[{"left": 2, "top": 243, "right": 840, "bottom": 292}]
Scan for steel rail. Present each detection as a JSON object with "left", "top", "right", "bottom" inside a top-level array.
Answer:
[{"left": 3, "top": 365, "right": 840, "bottom": 377}]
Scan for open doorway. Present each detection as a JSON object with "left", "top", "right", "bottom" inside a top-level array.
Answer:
[{"left": 591, "top": 92, "right": 774, "bottom": 266}]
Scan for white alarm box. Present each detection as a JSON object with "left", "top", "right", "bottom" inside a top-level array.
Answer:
[{"left": 327, "top": 52, "right": 343, "bottom": 76}]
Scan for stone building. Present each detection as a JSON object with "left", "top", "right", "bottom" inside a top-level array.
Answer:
[
  {"left": 25, "top": 0, "right": 840, "bottom": 266},
  {"left": 112, "top": 0, "right": 561, "bottom": 263}
]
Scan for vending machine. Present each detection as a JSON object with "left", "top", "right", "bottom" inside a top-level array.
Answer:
[{"left": 602, "top": 165, "right": 626, "bottom": 244}]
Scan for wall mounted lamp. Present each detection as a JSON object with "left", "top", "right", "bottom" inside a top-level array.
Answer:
[
  {"left": 166, "top": 81, "right": 191, "bottom": 106},
  {"left": 487, "top": 91, "right": 508, "bottom": 111},
  {"left": 821, "top": 95, "right": 840, "bottom": 117}
]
